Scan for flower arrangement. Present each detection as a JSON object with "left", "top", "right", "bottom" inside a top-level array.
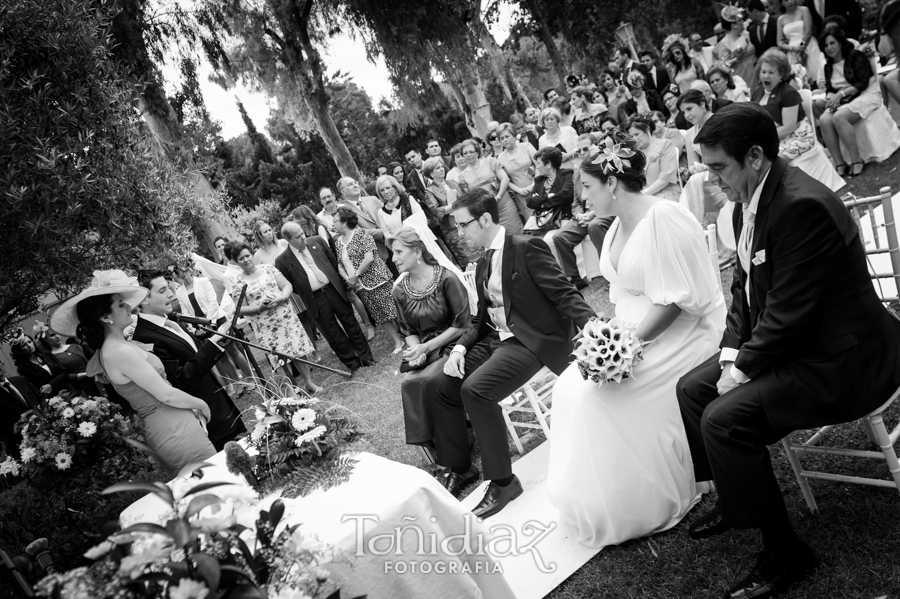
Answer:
[
  {"left": 11, "top": 392, "right": 135, "bottom": 476},
  {"left": 227, "top": 386, "right": 364, "bottom": 499},
  {"left": 35, "top": 440, "right": 363, "bottom": 599},
  {"left": 572, "top": 316, "right": 647, "bottom": 386}
]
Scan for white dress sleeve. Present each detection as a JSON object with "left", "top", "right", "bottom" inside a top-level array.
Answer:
[{"left": 637, "top": 202, "right": 720, "bottom": 317}]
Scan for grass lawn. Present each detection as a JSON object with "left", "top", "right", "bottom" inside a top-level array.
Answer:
[{"left": 233, "top": 151, "right": 900, "bottom": 598}]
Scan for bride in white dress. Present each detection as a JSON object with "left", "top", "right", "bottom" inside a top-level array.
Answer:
[{"left": 546, "top": 140, "right": 726, "bottom": 548}]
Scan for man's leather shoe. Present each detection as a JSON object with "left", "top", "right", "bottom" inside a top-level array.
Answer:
[
  {"left": 724, "top": 543, "right": 817, "bottom": 599},
  {"left": 472, "top": 476, "right": 523, "bottom": 519},
  {"left": 438, "top": 465, "right": 479, "bottom": 498},
  {"left": 689, "top": 503, "right": 731, "bottom": 539}
]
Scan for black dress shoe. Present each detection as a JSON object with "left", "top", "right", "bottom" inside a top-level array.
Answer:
[
  {"left": 689, "top": 503, "right": 731, "bottom": 539},
  {"left": 438, "top": 465, "right": 479, "bottom": 498},
  {"left": 724, "top": 543, "right": 817, "bottom": 599},
  {"left": 473, "top": 476, "right": 523, "bottom": 519}
]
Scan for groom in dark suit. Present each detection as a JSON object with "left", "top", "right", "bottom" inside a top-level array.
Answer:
[
  {"left": 276, "top": 222, "right": 374, "bottom": 373},
  {"left": 425, "top": 188, "right": 595, "bottom": 518},
  {"left": 676, "top": 104, "right": 900, "bottom": 599},
  {"left": 134, "top": 271, "right": 246, "bottom": 450}
]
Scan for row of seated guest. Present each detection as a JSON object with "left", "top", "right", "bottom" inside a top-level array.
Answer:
[{"left": 10, "top": 329, "right": 95, "bottom": 398}]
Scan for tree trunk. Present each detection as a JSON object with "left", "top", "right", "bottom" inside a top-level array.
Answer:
[
  {"left": 446, "top": 73, "right": 492, "bottom": 138},
  {"left": 522, "top": 0, "right": 568, "bottom": 91},
  {"left": 270, "top": 0, "right": 361, "bottom": 182}
]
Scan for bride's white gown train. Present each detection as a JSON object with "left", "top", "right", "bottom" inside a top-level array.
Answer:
[{"left": 547, "top": 200, "right": 726, "bottom": 548}]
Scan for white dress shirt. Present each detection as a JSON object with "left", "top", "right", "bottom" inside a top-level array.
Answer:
[
  {"left": 719, "top": 166, "right": 771, "bottom": 382},
  {"left": 453, "top": 227, "right": 512, "bottom": 355},
  {"left": 291, "top": 245, "right": 328, "bottom": 292}
]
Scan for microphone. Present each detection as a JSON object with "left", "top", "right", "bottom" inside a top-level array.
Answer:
[{"left": 170, "top": 313, "right": 214, "bottom": 327}]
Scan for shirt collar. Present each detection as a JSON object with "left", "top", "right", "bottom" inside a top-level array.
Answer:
[
  {"left": 489, "top": 226, "right": 507, "bottom": 252},
  {"left": 139, "top": 313, "right": 169, "bottom": 328},
  {"left": 762, "top": 14, "right": 769, "bottom": 24},
  {"left": 746, "top": 165, "right": 772, "bottom": 217}
]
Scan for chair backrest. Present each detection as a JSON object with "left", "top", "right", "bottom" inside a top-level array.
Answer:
[
  {"left": 461, "top": 270, "right": 479, "bottom": 313},
  {"left": 843, "top": 186, "right": 900, "bottom": 303},
  {"left": 673, "top": 145, "right": 684, "bottom": 193},
  {"left": 704, "top": 224, "right": 723, "bottom": 291},
  {"left": 798, "top": 88, "right": 815, "bottom": 127}
]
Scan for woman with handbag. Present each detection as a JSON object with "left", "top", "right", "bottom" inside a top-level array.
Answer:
[
  {"left": 525, "top": 147, "right": 575, "bottom": 237},
  {"left": 390, "top": 227, "right": 472, "bottom": 463}
]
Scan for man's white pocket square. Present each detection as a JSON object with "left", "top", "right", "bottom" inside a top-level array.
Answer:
[{"left": 752, "top": 250, "right": 766, "bottom": 266}]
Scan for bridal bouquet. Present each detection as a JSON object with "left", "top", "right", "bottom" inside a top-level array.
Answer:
[{"left": 572, "top": 316, "right": 646, "bottom": 386}]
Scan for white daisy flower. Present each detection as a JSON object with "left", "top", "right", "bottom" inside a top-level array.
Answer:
[
  {"left": 77, "top": 421, "right": 97, "bottom": 437},
  {"left": 20, "top": 447, "right": 37, "bottom": 463},
  {"left": 290, "top": 408, "right": 316, "bottom": 432},
  {"left": 55, "top": 452, "right": 72, "bottom": 470},
  {"left": 62, "top": 407, "right": 75, "bottom": 419},
  {"left": 295, "top": 425, "right": 326, "bottom": 447}
]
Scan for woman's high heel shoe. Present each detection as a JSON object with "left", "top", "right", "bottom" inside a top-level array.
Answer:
[
  {"left": 850, "top": 161, "right": 865, "bottom": 177},
  {"left": 835, "top": 163, "right": 848, "bottom": 177}
]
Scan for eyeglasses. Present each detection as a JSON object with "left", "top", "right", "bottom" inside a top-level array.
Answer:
[{"left": 455, "top": 217, "right": 479, "bottom": 232}]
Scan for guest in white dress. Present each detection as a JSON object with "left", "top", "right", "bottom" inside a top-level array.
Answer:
[
  {"left": 547, "top": 140, "right": 726, "bottom": 548},
  {"left": 777, "top": 0, "right": 823, "bottom": 82}
]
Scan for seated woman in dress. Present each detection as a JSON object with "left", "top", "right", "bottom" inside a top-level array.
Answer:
[
  {"left": 546, "top": 140, "right": 726, "bottom": 548},
  {"left": 10, "top": 333, "right": 67, "bottom": 397},
  {"left": 706, "top": 66, "right": 749, "bottom": 103},
  {"left": 525, "top": 147, "right": 575, "bottom": 237},
  {"left": 628, "top": 117, "right": 681, "bottom": 201},
  {"left": 390, "top": 227, "right": 472, "bottom": 464},
  {"left": 227, "top": 242, "right": 322, "bottom": 393},
  {"left": 815, "top": 25, "right": 879, "bottom": 177},
  {"left": 538, "top": 107, "right": 579, "bottom": 171},
  {"left": 333, "top": 207, "right": 406, "bottom": 354},
  {"left": 51, "top": 271, "right": 216, "bottom": 478},
  {"left": 753, "top": 48, "right": 817, "bottom": 162},
  {"left": 570, "top": 86, "right": 609, "bottom": 135},
  {"left": 618, "top": 72, "right": 668, "bottom": 123}
]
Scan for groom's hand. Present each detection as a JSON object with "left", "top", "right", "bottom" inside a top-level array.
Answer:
[
  {"left": 717, "top": 361, "right": 741, "bottom": 396},
  {"left": 444, "top": 351, "right": 466, "bottom": 379}
]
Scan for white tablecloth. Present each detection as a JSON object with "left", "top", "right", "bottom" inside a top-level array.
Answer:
[{"left": 121, "top": 451, "right": 515, "bottom": 599}]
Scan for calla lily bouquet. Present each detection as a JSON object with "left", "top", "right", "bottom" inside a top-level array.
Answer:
[{"left": 572, "top": 316, "right": 647, "bottom": 386}]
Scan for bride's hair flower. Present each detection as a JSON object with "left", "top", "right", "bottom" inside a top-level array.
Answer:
[{"left": 591, "top": 137, "right": 636, "bottom": 175}]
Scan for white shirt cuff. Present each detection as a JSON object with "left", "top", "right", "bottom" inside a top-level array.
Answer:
[
  {"left": 719, "top": 347, "right": 739, "bottom": 365},
  {"left": 729, "top": 364, "right": 751, "bottom": 383},
  {"left": 451, "top": 345, "right": 467, "bottom": 355}
]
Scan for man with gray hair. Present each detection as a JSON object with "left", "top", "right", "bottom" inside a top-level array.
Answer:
[
  {"left": 275, "top": 221, "right": 374, "bottom": 373},
  {"left": 335, "top": 176, "right": 393, "bottom": 273}
]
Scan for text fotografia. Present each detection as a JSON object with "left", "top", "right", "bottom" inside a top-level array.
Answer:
[{"left": 341, "top": 514, "right": 557, "bottom": 573}]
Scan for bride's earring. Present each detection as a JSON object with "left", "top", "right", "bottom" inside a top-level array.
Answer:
[
  {"left": 102, "top": 318, "right": 113, "bottom": 324},
  {"left": 608, "top": 184, "right": 616, "bottom": 201}
]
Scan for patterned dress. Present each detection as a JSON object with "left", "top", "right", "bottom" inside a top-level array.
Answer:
[
  {"left": 227, "top": 264, "right": 313, "bottom": 368},
  {"left": 335, "top": 227, "right": 398, "bottom": 325}
]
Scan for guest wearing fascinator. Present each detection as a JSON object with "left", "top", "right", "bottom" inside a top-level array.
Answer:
[
  {"left": 51, "top": 271, "right": 217, "bottom": 477},
  {"left": 716, "top": 3, "right": 759, "bottom": 89}
]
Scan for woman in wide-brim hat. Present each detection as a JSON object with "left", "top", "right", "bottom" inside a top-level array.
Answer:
[{"left": 51, "top": 270, "right": 216, "bottom": 477}]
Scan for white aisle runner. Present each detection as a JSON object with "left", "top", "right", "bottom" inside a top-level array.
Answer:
[{"left": 460, "top": 441, "right": 602, "bottom": 599}]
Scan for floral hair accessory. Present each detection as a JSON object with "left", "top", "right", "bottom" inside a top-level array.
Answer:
[
  {"left": 626, "top": 70, "right": 646, "bottom": 90},
  {"left": 718, "top": 2, "right": 744, "bottom": 22},
  {"left": 5, "top": 327, "right": 25, "bottom": 346},
  {"left": 591, "top": 137, "right": 636, "bottom": 174}
]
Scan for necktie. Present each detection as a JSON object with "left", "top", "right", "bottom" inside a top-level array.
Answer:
[
  {"left": 483, "top": 249, "right": 496, "bottom": 303},
  {"left": 302, "top": 250, "right": 328, "bottom": 285},
  {"left": 738, "top": 209, "right": 756, "bottom": 274}
]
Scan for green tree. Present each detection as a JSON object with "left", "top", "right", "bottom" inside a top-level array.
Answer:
[{"left": 0, "top": 0, "right": 217, "bottom": 329}]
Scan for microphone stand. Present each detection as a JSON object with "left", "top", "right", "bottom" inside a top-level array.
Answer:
[{"left": 192, "top": 284, "right": 352, "bottom": 380}]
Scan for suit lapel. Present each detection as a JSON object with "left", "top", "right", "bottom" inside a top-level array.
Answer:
[
  {"left": 501, "top": 235, "right": 515, "bottom": 316},
  {"left": 751, "top": 158, "right": 787, "bottom": 256},
  {"left": 138, "top": 318, "right": 195, "bottom": 354},
  {"left": 284, "top": 247, "right": 311, "bottom": 291}
]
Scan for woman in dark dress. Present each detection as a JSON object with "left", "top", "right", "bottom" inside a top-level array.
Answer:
[
  {"left": 35, "top": 325, "right": 100, "bottom": 396},
  {"left": 10, "top": 333, "right": 68, "bottom": 397},
  {"left": 390, "top": 227, "right": 471, "bottom": 462}
]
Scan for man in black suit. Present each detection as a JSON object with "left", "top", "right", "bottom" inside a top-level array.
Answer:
[
  {"left": 0, "top": 366, "right": 40, "bottom": 458},
  {"left": 425, "top": 189, "right": 595, "bottom": 518},
  {"left": 276, "top": 222, "right": 374, "bottom": 373},
  {"left": 134, "top": 271, "right": 246, "bottom": 451},
  {"left": 804, "top": 0, "right": 862, "bottom": 40},
  {"left": 403, "top": 148, "right": 430, "bottom": 204},
  {"left": 747, "top": 0, "right": 779, "bottom": 57},
  {"left": 425, "top": 139, "right": 452, "bottom": 171},
  {"left": 677, "top": 104, "right": 900, "bottom": 599},
  {"left": 639, "top": 50, "right": 671, "bottom": 97}
]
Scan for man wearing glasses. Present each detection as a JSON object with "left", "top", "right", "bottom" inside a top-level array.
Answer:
[
  {"left": 551, "top": 134, "right": 613, "bottom": 290},
  {"left": 424, "top": 188, "right": 595, "bottom": 518}
]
